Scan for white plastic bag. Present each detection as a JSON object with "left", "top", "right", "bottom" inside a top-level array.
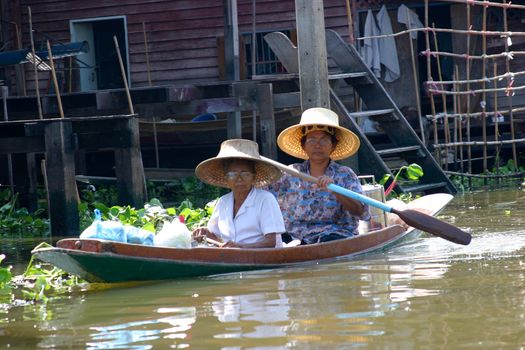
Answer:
[{"left": 154, "top": 216, "right": 192, "bottom": 248}]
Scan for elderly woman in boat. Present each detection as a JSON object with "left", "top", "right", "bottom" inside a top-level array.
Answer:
[
  {"left": 267, "top": 107, "right": 370, "bottom": 244},
  {"left": 192, "top": 139, "right": 286, "bottom": 248}
]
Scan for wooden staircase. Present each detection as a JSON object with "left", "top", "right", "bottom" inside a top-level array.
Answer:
[{"left": 264, "top": 29, "right": 456, "bottom": 195}]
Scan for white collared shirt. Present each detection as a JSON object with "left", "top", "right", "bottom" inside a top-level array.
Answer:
[{"left": 207, "top": 187, "right": 285, "bottom": 247}]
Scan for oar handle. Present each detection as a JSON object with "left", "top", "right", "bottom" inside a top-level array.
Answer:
[
  {"left": 327, "top": 184, "right": 392, "bottom": 213},
  {"left": 261, "top": 156, "right": 393, "bottom": 213}
]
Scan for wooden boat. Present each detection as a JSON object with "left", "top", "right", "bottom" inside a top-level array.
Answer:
[{"left": 32, "top": 193, "right": 453, "bottom": 283}]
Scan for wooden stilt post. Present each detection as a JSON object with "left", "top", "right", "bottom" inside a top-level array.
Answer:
[
  {"left": 256, "top": 83, "right": 277, "bottom": 159},
  {"left": 224, "top": 0, "right": 242, "bottom": 138},
  {"left": 295, "top": 0, "right": 330, "bottom": 109},
  {"left": 44, "top": 121, "right": 78, "bottom": 236},
  {"left": 114, "top": 117, "right": 147, "bottom": 208}
]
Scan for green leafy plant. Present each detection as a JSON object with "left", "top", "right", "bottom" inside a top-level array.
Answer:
[
  {"left": 0, "top": 254, "right": 12, "bottom": 288},
  {"left": 0, "top": 190, "right": 50, "bottom": 237},
  {"left": 380, "top": 163, "right": 424, "bottom": 197},
  {"left": 20, "top": 243, "right": 86, "bottom": 302}
]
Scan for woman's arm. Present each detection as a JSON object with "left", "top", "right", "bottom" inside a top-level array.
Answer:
[
  {"left": 192, "top": 227, "right": 222, "bottom": 243},
  {"left": 222, "top": 233, "right": 277, "bottom": 249},
  {"left": 316, "top": 175, "right": 366, "bottom": 216}
]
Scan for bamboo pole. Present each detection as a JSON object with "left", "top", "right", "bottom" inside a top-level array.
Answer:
[
  {"left": 435, "top": 137, "right": 525, "bottom": 148},
  {"left": 427, "top": 84, "right": 525, "bottom": 95},
  {"left": 345, "top": 0, "right": 354, "bottom": 44},
  {"left": 424, "top": 0, "right": 439, "bottom": 164},
  {"left": 142, "top": 22, "right": 152, "bottom": 86},
  {"left": 357, "top": 27, "right": 525, "bottom": 42},
  {"left": 503, "top": 0, "right": 518, "bottom": 167},
  {"left": 68, "top": 56, "right": 73, "bottom": 93},
  {"left": 251, "top": 0, "right": 257, "bottom": 142},
  {"left": 421, "top": 50, "right": 525, "bottom": 60},
  {"left": 13, "top": 22, "right": 27, "bottom": 96},
  {"left": 427, "top": 105, "right": 525, "bottom": 119},
  {"left": 493, "top": 61, "right": 500, "bottom": 176},
  {"left": 427, "top": 71, "right": 525, "bottom": 86},
  {"left": 455, "top": 66, "right": 465, "bottom": 174},
  {"left": 431, "top": 23, "right": 450, "bottom": 170},
  {"left": 2, "top": 86, "right": 14, "bottom": 196},
  {"left": 28, "top": 7, "right": 43, "bottom": 119},
  {"left": 452, "top": 67, "right": 459, "bottom": 169},
  {"left": 465, "top": 3, "right": 472, "bottom": 178},
  {"left": 405, "top": 10, "right": 425, "bottom": 144},
  {"left": 46, "top": 40, "right": 64, "bottom": 118},
  {"left": 142, "top": 22, "right": 159, "bottom": 168},
  {"left": 481, "top": 3, "right": 488, "bottom": 173},
  {"left": 437, "top": 0, "right": 525, "bottom": 10},
  {"left": 113, "top": 36, "right": 134, "bottom": 115}
]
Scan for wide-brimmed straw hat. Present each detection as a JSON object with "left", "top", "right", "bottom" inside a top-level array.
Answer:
[
  {"left": 277, "top": 107, "right": 360, "bottom": 160},
  {"left": 195, "top": 139, "right": 282, "bottom": 188}
]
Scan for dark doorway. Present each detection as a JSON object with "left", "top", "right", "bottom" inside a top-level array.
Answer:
[
  {"left": 70, "top": 16, "right": 128, "bottom": 91},
  {"left": 93, "top": 19, "right": 127, "bottom": 89}
]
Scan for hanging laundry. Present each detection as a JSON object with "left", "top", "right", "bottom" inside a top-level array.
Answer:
[
  {"left": 397, "top": 4, "right": 424, "bottom": 39},
  {"left": 376, "top": 5, "right": 400, "bottom": 82},
  {"left": 362, "top": 9, "right": 381, "bottom": 78}
]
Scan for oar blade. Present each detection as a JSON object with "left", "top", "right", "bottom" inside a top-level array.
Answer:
[{"left": 393, "top": 208, "right": 471, "bottom": 245}]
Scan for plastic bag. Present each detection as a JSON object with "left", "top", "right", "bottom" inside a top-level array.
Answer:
[
  {"left": 79, "top": 209, "right": 126, "bottom": 242},
  {"left": 154, "top": 216, "right": 192, "bottom": 248},
  {"left": 124, "top": 225, "right": 154, "bottom": 246}
]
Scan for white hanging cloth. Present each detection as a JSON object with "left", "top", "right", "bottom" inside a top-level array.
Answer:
[
  {"left": 362, "top": 9, "right": 381, "bottom": 78},
  {"left": 397, "top": 4, "right": 424, "bottom": 39},
  {"left": 376, "top": 5, "right": 400, "bottom": 82}
]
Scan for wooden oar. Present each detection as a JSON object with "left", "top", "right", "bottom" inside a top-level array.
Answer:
[{"left": 261, "top": 156, "right": 472, "bottom": 245}]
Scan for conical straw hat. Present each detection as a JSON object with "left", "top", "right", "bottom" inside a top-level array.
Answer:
[
  {"left": 277, "top": 107, "right": 360, "bottom": 160},
  {"left": 195, "top": 139, "right": 282, "bottom": 188}
]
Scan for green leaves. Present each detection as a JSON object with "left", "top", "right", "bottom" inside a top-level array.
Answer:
[
  {"left": 0, "top": 254, "right": 12, "bottom": 288},
  {"left": 0, "top": 190, "right": 50, "bottom": 237},
  {"left": 405, "top": 163, "right": 424, "bottom": 180}
]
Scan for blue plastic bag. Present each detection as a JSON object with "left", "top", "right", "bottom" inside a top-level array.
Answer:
[
  {"left": 79, "top": 209, "right": 126, "bottom": 243},
  {"left": 124, "top": 225, "right": 154, "bottom": 246}
]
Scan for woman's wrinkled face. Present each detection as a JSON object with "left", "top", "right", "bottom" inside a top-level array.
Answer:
[
  {"left": 225, "top": 160, "right": 255, "bottom": 191},
  {"left": 302, "top": 130, "right": 335, "bottom": 161}
]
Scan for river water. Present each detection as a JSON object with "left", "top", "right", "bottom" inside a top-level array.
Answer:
[{"left": 2, "top": 189, "right": 525, "bottom": 349}]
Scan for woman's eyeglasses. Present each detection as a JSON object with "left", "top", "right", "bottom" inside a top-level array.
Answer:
[
  {"left": 304, "top": 137, "right": 332, "bottom": 146},
  {"left": 226, "top": 171, "right": 255, "bottom": 181},
  {"left": 301, "top": 124, "right": 335, "bottom": 136}
]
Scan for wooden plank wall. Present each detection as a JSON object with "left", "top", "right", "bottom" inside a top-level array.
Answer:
[{"left": 9, "top": 0, "right": 352, "bottom": 97}]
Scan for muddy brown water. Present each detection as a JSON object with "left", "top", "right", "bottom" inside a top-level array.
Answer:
[{"left": 1, "top": 189, "right": 525, "bottom": 349}]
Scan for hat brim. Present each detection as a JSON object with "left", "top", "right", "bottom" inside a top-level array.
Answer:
[
  {"left": 277, "top": 123, "right": 360, "bottom": 160},
  {"left": 195, "top": 156, "right": 283, "bottom": 188}
]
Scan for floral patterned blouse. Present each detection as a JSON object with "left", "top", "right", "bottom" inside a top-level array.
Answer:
[{"left": 267, "top": 160, "right": 370, "bottom": 244}]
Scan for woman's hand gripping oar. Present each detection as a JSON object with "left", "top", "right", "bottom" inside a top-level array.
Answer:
[{"left": 261, "top": 156, "right": 471, "bottom": 245}]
